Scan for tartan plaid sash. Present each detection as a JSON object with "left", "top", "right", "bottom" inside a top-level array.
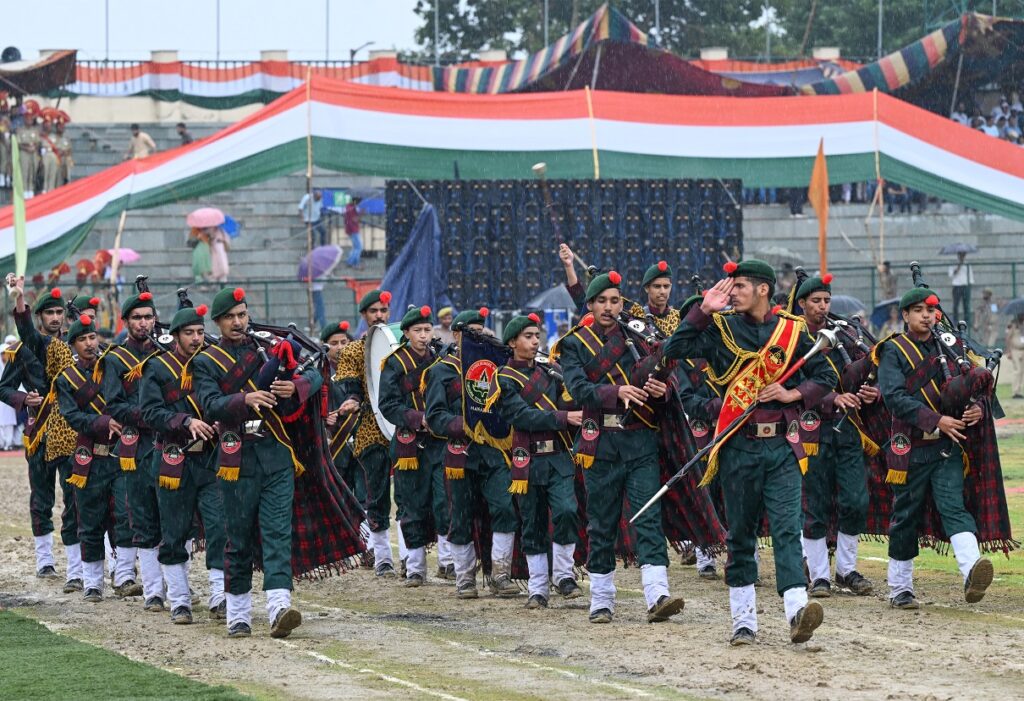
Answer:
[
  {"left": 328, "top": 410, "right": 358, "bottom": 461},
  {"left": 60, "top": 364, "right": 107, "bottom": 489},
  {"left": 387, "top": 345, "right": 432, "bottom": 470},
  {"left": 884, "top": 334, "right": 947, "bottom": 484},
  {"left": 103, "top": 344, "right": 159, "bottom": 471},
  {"left": 200, "top": 343, "right": 304, "bottom": 481},
  {"left": 436, "top": 356, "right": 470, "bottom": 478},
  {"left": 152, "top": 352, "right": 205, "bottom": 490},
  {"left": 685, "top": 358, "right": 720, "bottom": 451},
  {"left": 494, "top": 364, "right": 573, "bottom": 492}
]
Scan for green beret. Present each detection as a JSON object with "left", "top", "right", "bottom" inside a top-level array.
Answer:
[
  {"left": 32, "top": 287, "right": 64, "bottom": 314},
  {"left": 502, "top": 313, "right": 541, "bottom": 345},
  {"left": 724, "top": 259, "right": 776, "bottom": 285},
  {"left": 358, "top": 289, "right": 392, "bottom": 313},
  {"left": 585, "top": 270, "right": 623, "bottom": 302},
  {"left": 120, "top": 291, "right": 155, "bottom": 319},
  {"left": 899, "top": 288, "right": 940, "bottom": 310},
  {"left": 453, "top": 307, "right": 489, "bottom": 330},
  {"left": 678, "top": 294, "right": 703, "bottom": 317},
  {"left": 72, "top": 294, "right": 101, "bottom": 315},
  {"left": 67, "top": 314, "right": 96, "bottom": 344},
  {"left": 400, "top": 305, "right": 434, "bottom": 331},
  {"left": 211, "top": 287, "right": 247, "bottom": 319},
  {"left": 169, "top": 303, "right": 208, "bottom": 333},
  {"left": 642, "top": 260, "right": 672, "bottom": 287},
  {"left": 796, "top": 273, "right": 833, "bottom": 301},
  {"left": 320, "top": 320, "right": 351, "bottom": 343}
]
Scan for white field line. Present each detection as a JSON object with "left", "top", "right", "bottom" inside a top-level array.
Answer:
[{"left": 275, "top": 639, "right": 470, "bottom": 701}]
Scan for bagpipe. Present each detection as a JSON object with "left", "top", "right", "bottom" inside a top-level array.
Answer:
[
  {"left": 584, "top": 264, "right": 667, "bottom": 348},
  {"left": 907, "top": 262, "right": 1002, "bottom": 435},
  {"left": 246, "top": 320, "right": 325, "bottom": 391}
]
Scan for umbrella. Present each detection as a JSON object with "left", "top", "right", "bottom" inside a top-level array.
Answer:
[
  {"left": 750, "top": 245, "right": 804, "bottom": 268},
  {"left": 939, "top": 242, "right": 979, "bottom": 255},
  {"left": 297, "top": 245, "right": 344, "bottom": 281},
  {"left": 871, "top": 297, "right": 901, "bottom": 329},
  {"left": 358, "top": 196, "right": 385, "bottom": 216},
  {"left": 108, "top": 248, "right": 141, "bottom": 264},
  {"left": 345, "top": 187, "right": 384, "bottom": 201},
  {"left": 186, "top": 207, "right": 226, "bottom": 228},
  {"left": 829, "top": 294, "right": 866, "bottom": 317},
  {"left": 526, "top": 284, "right": 577, "bottom": 311},
  {"left": 222, "top": 214, "right": 241, "bottom": 238},
  {"left": 1001, "top": 298, "right": 1024, "bottom": 317}
]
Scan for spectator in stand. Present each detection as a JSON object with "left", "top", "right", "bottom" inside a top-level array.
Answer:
[
  {"left": 0, "top": 112, "right": 10, "bottom": 188},
  {"left": 433, "top": 307, "right": 455, "bottom": 345},
  {"left": 787, "top": 187, "right": 805, "bottom": 218},
  {"left": 189, "top": 226, "right": 213, "bottom": 286},
  {"left": 951, "top": 101, "right": 969, "bottom": 126},
  {"left": 209, "top": 226, "right": 230, "bottom": 283},
  {"left": 776, "top": 263, "right": 797, "bottom": 297},
  {"left": 0, "top": 334, "right": 23, "bottom": 450},
  {"left": 1006, "top": 313, "right": 1024, "bottom": 399},
  {"left": 298, "top": 189, "right": 328, "bottom": 247},
  {"left": 176, "top": 122, "right": 193, "bottom": 145},
  {"left": 947, "top": 251, "right": 975, "bottom": 327},
  {"left": 125, "top": 123, "right": 157, "bottom": 160},
  {"left": 345, "top": 197, "right": 363, "bottom": 268},
  {"left": 981, "top": 115, "right": 1000, "bottom": 137},
  {"left": 310, "top": 275, "right": 327, "bottom": 330},
  {"left": 877, "top": 260, "right": 898, "bottom": 300},
  {"left": 973, "top": 288, "right": 998, "bottom": 347},
  {"left": 879, "top": 303, "right": 903, "bottom": 338},
  {"left": 885, "top": 181, "right": 910, "bottom": 214}
]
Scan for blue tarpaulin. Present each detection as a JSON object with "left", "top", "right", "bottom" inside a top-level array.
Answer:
[{"left": 358, "top": 204, "right": 450, "bottom": 336}]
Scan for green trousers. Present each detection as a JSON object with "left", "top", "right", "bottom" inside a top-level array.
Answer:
[
  {"left": 336, "top": 446, "right": 368, "bottom": 508},
  {"left": 393, "top": 439, "right": 450, "bottom": 550},
  {"left": 219, "top": 440, "right": 295, "bottom": 594},
  {"left": 518, "top": 453, "right": 578, "bottom": 555},
  {"left": 583, "top": 451, "right": 667, "bottom": 574},
  {"left": 75, "top": 456, "right": 121, "bottom": 562},
  {"left": 888, "top": 445, "right": 976, "bottom": 561},
  {"left": 720, "top": 437, "right": 805, "bottom": 596},
  {"left": 156, "top": 452, "right": 225, "bottom": 570},
  {"left": 447, "top": 444, "right": 518, "bottom": 545},
  {"left": 124, "top": 444, "right": 161, "bottom": 549},
  {"left": 111, "top": 471, "right": 133, "bottom": 548},
  {"left": 360, "top": 443, "right": 391, "bottom": 533},
  {"left": 802, "top": 421, "right": 869, "bottom": 539},
  {"left": 28, "top": 451, "right": 79, "bottom": 545}
]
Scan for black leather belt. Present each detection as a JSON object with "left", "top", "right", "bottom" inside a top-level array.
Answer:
[
  {"left": 744, "top": 421, "right": 786, "bottom": 439},
  {"left": 531, "top": 440, "right": 557, "bottom": 455}
]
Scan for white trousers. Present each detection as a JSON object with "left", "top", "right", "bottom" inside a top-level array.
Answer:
[
  {"left": 368, "top": 528, "right": 393, "bottom": 566},
  {"left": 491, "top": 532, "right": 514, "bottom": 569},
  {"left": 640, "top": 564, "right": 670, "bottom": 609},
  {"left": 729, "top": 584, "right": 757, "bottom": 633},
  {"left": 266, "top": 588, "right": 292, "bottom": 624},
  {"left": 208, "top": 568, "right": 226, "bottom": 609},
  {"left": 406, "top": 546, "right": 426, "bottom": 577},
  {"left": 551, "top": 542, "right": 575, "bottom": 584},
  {"left": 436, "top": 535, "right": 453, "bottom": 567},
  {"left": 950, "top": 531, "right": 981, "bottom": 581},
  {"left": 887, "top": 558, "right": 914, "bottom": 598},
  {"left": 802, "top": 536, "right": 829, "bottom": 582},
  {"left": 138, "top": 547, "right": 165, "bottom": 600},
  {"left": 589, "top": 571, "right": 616, "bottom": 613},
  {"left": 163, "top": 562, "right": 190, "bottom": 610},
  {"left": 227, "top": 591, "right": 252, "bottom": 627},
  {"left": 114, "top": 546, "right": 137, "bottom": 587},
  {"left": 65, "top": 543, "right": 83, "bottom": 581},
  {"left": 33, "top": 533, "right": 54, "bottom": 569},
  {"left": 835, "top": 532, "right": 860, "bottom": 578}
]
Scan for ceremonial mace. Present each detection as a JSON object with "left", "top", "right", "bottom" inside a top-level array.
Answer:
[{"left": 629, "top": 327, "right": 838, "bottom": 524}]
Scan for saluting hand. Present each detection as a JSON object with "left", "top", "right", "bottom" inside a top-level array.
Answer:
[{"left": 700, "top": 277, "right": 734, "bottom": 314}]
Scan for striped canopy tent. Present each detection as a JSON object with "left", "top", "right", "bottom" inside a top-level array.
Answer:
[
  {"left": 802, "top": 13, "right": 1024, "bottom": 114},
  {"left": 4, "top": 75, "right": 1024, "bottom": 271}
]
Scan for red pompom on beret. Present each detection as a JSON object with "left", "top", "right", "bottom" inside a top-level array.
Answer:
[
  {"left": 81, "top": 315, "right": 92, "bottom": 326},
  {"left": 233, "top": 288, "right": 245, "bottom": 302},
  {"left": 479, "top": 307, "right": 489, "bottom": 318},
  {"left": 195, "top": 304, "right": 208, "bottom": 316},
  {"left": 925, "top": 294, "right": 939, "bottom": 306},
  {"left": 657, "top": 260, "right": 668, "bottom": 272},
  {"left": 379, "top": 291, "right": 392, "bottom": 305},
  {"left": 51, "top": 287, "right": 62, "bottom": 298},
  {"left": 608, "top": 270, "right": 621, "bottom": 285},
  {"left": 528, "top": 313, "right": 540, "bottom": 323},
  {"left": 723, "top": 261, "right": 738, "bottom": 275},
  {"left": 139, "top": 291, "right": 153, "bottom": 302},
  {"left": 89, "top": 296, "right": 100, "bottom": 307},
  {"left": 420, "top": 305, "right": 431, "bottom": 317},
  {"left": 339, "top": 321, "right": 350, "bottom": 331},
  {"left": 822, "top": 273, "right": 834, "bottom": 285}
]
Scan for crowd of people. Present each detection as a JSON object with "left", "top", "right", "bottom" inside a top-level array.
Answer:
[
  {"left": 0, "top": 95, "right": 73, "bottom": 196},
  {"left": 3, "top": 241, "right": 1011, "bottom": 648},
  {"left": 951, "top": 92, "right": 1024, "bottom": 146}
]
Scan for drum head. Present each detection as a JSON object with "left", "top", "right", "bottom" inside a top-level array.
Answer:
[{"left": 364, "top": 323, "right": 403, "bottom": 440}]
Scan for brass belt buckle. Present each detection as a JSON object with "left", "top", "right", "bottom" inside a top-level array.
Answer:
[
  {"left": 755, "top": 423, "right": 777, "bottom": 438},
  {"left": 93, "top": 444, "right": 110, "bottom": 456},
  {"left": 532, "top": 440, "right": 554, "bottom": 453},
  {"left": 243, "top": 419, "right": 264, "bottom": 435},
  {"left": 921, "top": 430, "right": 940, "bottom": 441},
  {"left": 603, "top": 414, "right": 623, "bottom": 428}
]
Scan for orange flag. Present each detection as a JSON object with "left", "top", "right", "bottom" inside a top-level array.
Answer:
[{"left": 807, "top": 139, "right": 829, "bottom": 274}]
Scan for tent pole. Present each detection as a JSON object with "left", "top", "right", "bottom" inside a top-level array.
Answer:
[
  {"left": 109, "top": 208, "right": 128, "bottom": 330},
  {"left": 872, "top": 88, "right": 884, "bottom": 263},
  {"left": 949, "top": 52, "right": 964, "bottom": 118},
  {"left": 305, "top": 70, "right": 315, "bottom": 333},
  {"left": 585, "top": 86, "right": 600, "bottom": 179}
]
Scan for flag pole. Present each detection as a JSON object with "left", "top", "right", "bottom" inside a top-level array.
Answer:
[
  {"left": 10, "top": 135, "right": 27, "bottom": 279},
  {"left": 305, "top": 68, "right": 315, "bottom": 333}
]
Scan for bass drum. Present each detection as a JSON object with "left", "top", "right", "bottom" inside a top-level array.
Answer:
[{"left": 364, "top": 322, "right": 404, "bottom": 440}]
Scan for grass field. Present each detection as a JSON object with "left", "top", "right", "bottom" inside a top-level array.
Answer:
[{"left": 0, "top": 611, "right": 249, "bottom": 701}]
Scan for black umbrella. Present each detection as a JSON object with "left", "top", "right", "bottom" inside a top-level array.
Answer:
[
  {"left": 1001, "top": 298, "right": 1024, "bottom": 317},
  {"left": 829, "top": 294, "right": 867, "bottom": 317},
  {"left": 526, "top": 284, "right": 576, "bottom": 311},
  {"left": 939, "top": 242, "right": 979, "bottom": 255},
  {"left": 871, "top": 297, "right": 901, "bottom": 328}
]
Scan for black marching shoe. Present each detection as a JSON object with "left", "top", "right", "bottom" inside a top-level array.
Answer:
[
  {"left": 808, "top": 578, "right": 832, "bottom": 598},
  {"left": 115, "top": 579, "right": 142, "bottom": 598},
  {"left": 729, "top": 627, "right": 756, "bottom": 646},
  {"left": 227, "top": 622, "right": 251, "bottom": 638},
  {"left": 36, "top": 565, "right": 58, "bottom": 579},
  {"left": 890, "top": 591, "right": 920, "bottom": 609},
  {"left": 589, "top": 608, "right": 614, "bottom": 624},
  {"left": 556, "top": 577, "right": 583, "bottom": 599},
  {"left": 965, "top": 558, "right": 994, "bottom": 604},
  {"left": 144, "top": 596, "right": 166, "bottom": 612},
  {"left": 836, "top": 570, "right": 873, "bottom": 596},
  {"left": 210, "top": 600, "right": 227, "bottom": 621},
  {"left": 404, "top": 572, "right": 425, "bottom": 588},
  {"left": 436, "top": 563, "right": 456, "bottom": 581},
  {"left": 789, "top": 601, "right": 824, "bottom": 643},
  {"left": 698, "top": 564, "right": 720, "bottom": 580},
  {"left": 270, "top": 607, "right": 302, "bottom": 639},
  {"left": 83, "top": 588, "right": 103, "bottom": 603},
  {"left": 374, "top": 562, "right": 397, "bottom": 579},
  {"left": 647, "top": 595, "right": 685, "bottom": 623},
  {"left": 170, "top": 606, "right": 193, "bottom": 625},
  {"left": 63, "top": 578, "right": 84, "bottom": 593},
  {"left": 525, "top": 594, "right": 549, "bottom": 609}
]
